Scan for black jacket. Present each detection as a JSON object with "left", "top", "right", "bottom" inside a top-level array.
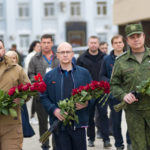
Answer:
[{"left": 77, "top": 49, "right": 105, "bottom": 81}]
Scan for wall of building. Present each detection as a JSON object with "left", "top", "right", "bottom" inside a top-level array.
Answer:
[
  {"left": 0, "top": 0, "right": 118, "bottom": 54},
  {"left": 113, "top": 0, "right": 150, "bottom": 25}
]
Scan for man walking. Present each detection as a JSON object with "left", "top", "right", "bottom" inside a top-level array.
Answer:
[
  {"left": 28, "top": 34, "right": 59, "bottom": 150},
  {"left": 0, "top": 40, "right": 30, "bottom": 150},
  {"left": 40, "top": 42, "right": 92, "bottom": 150},
  {"left": 111, "top": 23, "right": 150, "bottom": 150},
  {"left": 100, "top": 35, "right": 132, "bottom": 150},
  {"left": 77, "top": 36, "right": 111, "bottom": 148}
]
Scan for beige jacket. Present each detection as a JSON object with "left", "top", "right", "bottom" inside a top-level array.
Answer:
[{"left": 0, "top": 56, "right": 30, "bottom": 125}]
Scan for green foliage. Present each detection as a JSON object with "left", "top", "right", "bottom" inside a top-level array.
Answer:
[
  {"left": 58, "top": 88, "right": 106, "bottom": 126},
  {"left": 136, "top": 78, "right": 150, "bottom": 96},
  {"left": 0, "top": 89, "right": 35, "bottom": 117}
]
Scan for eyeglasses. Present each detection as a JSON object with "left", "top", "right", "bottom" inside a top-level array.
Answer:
[{"left": 57, "top": 51, "right": 73, "bottom": 55}]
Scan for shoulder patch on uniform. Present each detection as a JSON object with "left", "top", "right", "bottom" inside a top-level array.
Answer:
[{"left": 116, "top": 51, "right": 127, "bottom": 60}]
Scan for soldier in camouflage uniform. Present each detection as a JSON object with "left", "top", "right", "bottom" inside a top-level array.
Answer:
[{"left": 110, "top": 23, "right": 150, "bottom": 150}]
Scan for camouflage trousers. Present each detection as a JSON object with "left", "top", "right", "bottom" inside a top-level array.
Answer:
[{"left": 125, "top": 109, "right": 150, "bottom": 150}]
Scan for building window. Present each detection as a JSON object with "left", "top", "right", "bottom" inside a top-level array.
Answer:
[
  {"left": 98, "top": 33, "right": 107, "bottom": 42},
  {"left": 20, "top": 35, "right": 30, "bottom": 49},
  {"left": 70, "top": 2, "right": 81, "bottom": 16},
  {"left": 18, "top": 3, "right": 29, "bottom": 18},
  {"left": 0, "top": 4, "right": 3, "bottom": 19},
  {"left": 44, "top": 3, "right": 55, "bottom": 17},
  {"left": 97, "top": 1, "right": 107, "bottom": 16},
  {"left": 0, "top": 35, "right": 4, "bottom": 41}
]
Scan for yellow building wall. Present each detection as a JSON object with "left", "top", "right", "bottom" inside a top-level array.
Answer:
[{"left": 113, "top": 0, "right": 150, "bottom": 25}]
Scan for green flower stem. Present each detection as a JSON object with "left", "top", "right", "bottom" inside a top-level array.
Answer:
[
  {"left": 114, "top": 101, "right": 127, "bottom": 112},
  {"left": 39, "top": 120, "right": 61, "bottom": 144}
]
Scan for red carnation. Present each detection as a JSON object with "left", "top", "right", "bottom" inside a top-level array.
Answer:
[
  {"left": 34, "top": 73, "right": 43, "bottom": 82},
  {"left": 89, "top": 82, "right": 96, "bottom": 90},
  {"left": 22, "top": 85, "right": 29, "bottom": 91},
  {"left": 37, "top": 73, "right": 43, "bottom": 82},
  {"left": 78, "top": 86, "right": 84, "bottom": 92},
  {"left": 83, "top": 84, "right": 90, "bottom": 91},
  {"left": 30, "top": 85, "right": 36, "bottom": 91},
  {"left": 34, "top": 75, "right": 39, "bottom": 81},
  {"left": 26, "top": 83, "right": 31, "bottom": 87},
  {"left": 37, "top": 81, "right": 47, "bottom": 93},
  {"left": 8, "top": 87, "right": 16, "bottom": 96},
  {"left": 72, "top": 88, "right": 78, "bottom": 96},
  {"left": 17, "top": 84, "right": 23, "bottom": 92}
]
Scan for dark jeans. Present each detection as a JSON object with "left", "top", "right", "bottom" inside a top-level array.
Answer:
[
  {"left": 95, "top": 107, "right": 113, "bottom": 135},
  {"left": 87, "top": 102, "right": 95, "bottom": 142},
  {"left": 54, "top": 127, "right": 87, "bottom": 150},
  {"left": 97, "top": 100, "right": 110, "bottom": 142},
  {"left": 109, "top": 97, "right": 131, "bottom": 148},
  {"left": 87, "top": 99, "right": 110, "bottom": 142},
  {"left": 36, "top": 96, "right": 49, "bottom": 149}
]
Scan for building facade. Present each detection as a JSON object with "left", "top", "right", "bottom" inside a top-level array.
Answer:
[
  {"left": 0, "top": 0, "right": 117, "bottom": 54},
  {"left": 113, "top": 0, "right": 150, "bottom": 47}
]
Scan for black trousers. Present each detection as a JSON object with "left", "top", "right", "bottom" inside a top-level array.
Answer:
[
  {"left": 54, "top": 127, "right": 87, "bottom": 150},
  {"left": 31, "top": 96, "right": 37, "bottom": 117},
  {"left": 36, "top": 96, "right": 49, "bottom": 149}
]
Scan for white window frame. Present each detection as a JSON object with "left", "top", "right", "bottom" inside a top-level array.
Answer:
[
  {"left": 18, "top": 3, "right": 30, "bottom": 19},
  {"left": 98, "top": 33, "right": 107, "bottom": 43},
  {"left": 44, "top": 3, "right": 55, "bottom": 17},
  {"left": 0, "top": 35, "right": 4, "bottom": 41},
  {"left": 96, "top": 1, "right": 107, "bottom": 16},
  {"left": 19, "top": 34, "right": 30, "bottom": 50},
  {"left": 70, "top": 2, "right": 81, "bottom": 17}
]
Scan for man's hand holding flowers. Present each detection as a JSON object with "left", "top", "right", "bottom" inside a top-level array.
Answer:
[
  {"left": 123, "top": 93, "right": 138, "bottom": 104},
  {"left": 54, "top": 108, "right": 65, "bottom": 121},
  {"left": 76, "top": 101, "right": 88, "bottom": 110}
]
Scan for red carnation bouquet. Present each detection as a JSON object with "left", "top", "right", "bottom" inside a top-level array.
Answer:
[
  {"left": 40, "top": 80, "right": 110, "bottom": 144},
  {"left": 0, "top": 73, "right": 46, "bottom": 117}
]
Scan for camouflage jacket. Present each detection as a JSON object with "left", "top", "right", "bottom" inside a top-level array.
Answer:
[{"left": 110, "top": 47, "right": 150, "bottom": 110}]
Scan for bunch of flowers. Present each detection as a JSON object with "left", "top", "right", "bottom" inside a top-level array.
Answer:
[
  {"left": 59, "top": 80, "right": 110, "bottom": 125},
  {"left": 40, "top": 80, "right": 110, "bottom": 144},
  {"left": 0, "top": 73, "right": 46, "bottom": 117},
  {"left": 114, "top": 77, "right": 150, "bottom": 112}
]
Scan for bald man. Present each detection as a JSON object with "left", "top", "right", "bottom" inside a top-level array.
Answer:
[{"left": 40, "top": 42, "right": 93, "bottom": 150}]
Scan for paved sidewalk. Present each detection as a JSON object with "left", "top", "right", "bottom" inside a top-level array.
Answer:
[{"left": 23, "top": 102, "right": 128, "bottom": 150}]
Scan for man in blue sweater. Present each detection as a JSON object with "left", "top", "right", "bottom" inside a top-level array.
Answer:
[
  {"left": 99, "top": 35, "right": 132, "bottom": 150},
  {"left": 40, "top": 42, "right": 93, "bottom": 150}
]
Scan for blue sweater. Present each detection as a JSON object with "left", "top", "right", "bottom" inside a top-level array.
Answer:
[{"left": 40, "top": 64, "right": 93, "bottom": 128}]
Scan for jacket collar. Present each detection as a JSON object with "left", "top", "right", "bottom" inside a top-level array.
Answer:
[
  {"left": 85, "top": 49, "right": 105, "bottom": 58},
  {"left": 58, "top": 62, "right": 76, "bottom": 74},
  {"left": 110, "top": 50, "right": 116, "bottom": 60},
  {"left": 125, "top": 46, "right": 150, "bottom": 61},
  {"left": 36, "top": 50, "right": 55, "bottom": 58}
]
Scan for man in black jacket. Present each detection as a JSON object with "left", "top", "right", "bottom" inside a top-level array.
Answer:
[{"left": 77, "top": 36, "right": 112, "bottom": 148}]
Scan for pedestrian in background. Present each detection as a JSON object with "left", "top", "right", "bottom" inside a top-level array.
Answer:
[
  {"left": 0, "top": 40, "right": 30, "bottom": 150},
  {"left": 24, "top": 40, "right": 41, "bottom": 125},
  {"left": 28, "top": 34, "right": 59, "bottom": 150},
  {"left": 100, "top": 35, "right": 132, "bottom": 150},
  {"left": 77, "top": 36, "right": 111, "bottom": 148},
  {"left": 99, "top": 42, "right": 108, "bottom": 54},
  {"left": 111, "top": 23, "right": 150, "bottom": 150},
  {"left": 40, "top": 42, "right": 92, "bottom": 150},
  {"left": 10, "top": 43, "right": 25, "bottom": 66}
]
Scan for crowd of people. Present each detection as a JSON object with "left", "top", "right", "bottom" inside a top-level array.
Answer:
[{"left": 0, "top": 23, "right": 150, "bottom": 150}]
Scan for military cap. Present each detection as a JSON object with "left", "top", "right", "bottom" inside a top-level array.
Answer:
[{"left": 125, "top": 23, "right": 143, "bottom": 37}]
